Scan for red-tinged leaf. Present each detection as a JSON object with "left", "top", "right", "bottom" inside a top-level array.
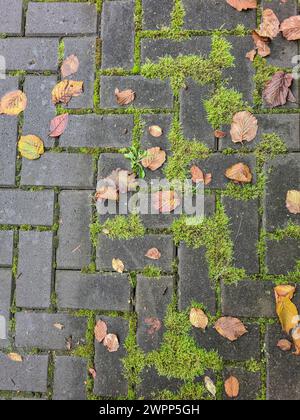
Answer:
[
  {"left": 281, "top": 15, "right": 300, "bottom": 41},
  {"left": 49, "top": 114, "right": 69, "bottom": 138},
  {"left": 103, "top": 334, "right": 120, "bottom": 353},
  {"left": 145, "top": 248, "right": 161, "bottom": 260},
  {"left": 263, "top": 71, "right": 296, "bottom": 108},
  {"left": 94, "top": 320, "right": 108, "bottom": 343}
]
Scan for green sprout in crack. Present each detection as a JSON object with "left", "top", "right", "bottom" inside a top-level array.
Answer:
[{"left": 124, "top": 145, "right": 148, "bottom": 179}]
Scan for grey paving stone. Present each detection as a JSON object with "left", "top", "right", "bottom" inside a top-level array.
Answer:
[
  {"left": 0, "top": 190, "right": 55, "bottom": 226},
  {"left": 136, "top": 276, "right": 174, "bottom": 352},
  {"left": 222, "top": 197, "right": 259, "bottom": 274},
  {"left": 26, "top": 2, "right": 97, "bottom": 36},
  {"left": 266, "top": 324, "right": 300, "bottom": 400},
  {"left": 266, "top": 238, "right": 300, "bottom": 275},
  {"left": 60, "top": 114, "right": 134, "bottom": 148},
  {"left": 0, "top": 232, "right": 13, "bottom": 267},
  {"left": 22, "top": 76, "right": 57, "bottom": 148},
  {"left": 21, "top": 153, "right": 94, "bottom": 189},
  {"left": 223, "top": 368, "right": 261, "bottom": 400},
  {"left": 0, "top": 117, "right": 17, "bottom": 186},
  {"left": 97, "top": 234, "right": 175, "bottom": 272},
  {"left": 180, "top": 79, "right": 215, "bottom": 148},
  {"left": 53, "top": 357, "right": 87, "bottom": 401},
  {"left": 0, "top": 77, "right": 19, "bottom": 96},
  {"left": 264, "top": 154, "right": 300, "bottom": 231},
  {"left": 0, "top": 38, "right": 59, "bottom": 71},
  {"left": 193, "top": 324, "right": 261, "bottom": 361},
  {"left": 15, "top": 313, "right": 87, "bottom": 351},
  {"left": 16, "top": 231, "right": 53, "bottom": 309},
  {"left": 98, "top": 152, "right": 131, "bottom": 179},
  {"left": 101, "top": 0, "right": 135, "bottom": 70},
  {"left": 178, "top": 244, "right": 216, "bottom": 314},
  {"left": 183, "top": 0, "right": 257, "bottom": 30},
  {"left": 56, "top": 191, "right": 92, "bottom": 270},
  {"left": 0, "top": 269, "right": 12, "bottom": 349},
  {"left": 0, "top": 0, "right": 23, "bottom": 35},
  {"left": 142, "top": 0, "right": 173, "bottom": 30},
  {"left": 100, "top": 76, "right": 173, "bottom": 109},
  {"left": 94, "top": 316, "right": 128, "bottom": 398},
  {"left": 0, "top": 352, "right": 48, "bottom": 393},
  {"left": 141, "top": 114, "right": 172, "bottom": 153},
  {"left": 219, "top": 114, "right": 300, "bottom": 152},
  {"left": 63, "top": 37, "right": 96, "bottom": 109},
  {"left": 56, "top": 271, "right": 131, "bottom": 312},
  {"left": 137, "top": 366, "right": 183, "bottom": 399}
]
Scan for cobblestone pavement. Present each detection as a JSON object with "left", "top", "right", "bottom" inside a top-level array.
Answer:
[{"left": 0, "top": 0, "right": 299, "bottom": 401}]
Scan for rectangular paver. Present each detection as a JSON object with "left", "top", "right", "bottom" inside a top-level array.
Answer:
[
  {"left": 0, "top": 117, "right": 17, "bottom": 186},
  {"left": 0, "top": 0, "right": 23, "bottom": 35},
  {"left": 266, "top": 238, "right": 300, "bottom": 275},
  {"left": 0, "top": 232, "right": 14, "bottom": 266},
  {"left": 142, "top": 0, "right": 173, "bottom": 30},
  {"left": 0, "top": 269, "right": 12, "bottom": 349},
  {"left": 53, "top": 357, "right": 87, "bottom": 401}
]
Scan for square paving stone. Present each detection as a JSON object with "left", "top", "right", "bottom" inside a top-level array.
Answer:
[
  {"left": 101, "top": 0, "right": 135, "bottom": 70},
  {"left": 266, "top": 324, "right": 300, "bottom": 400},
  {"left": 16, "top": 231, "right": 53, "bottom": 309},
  {"left": 0, "top": 38, "right": 59, "bottom": 71},
  {"left": 26, "top": 2, "right": 97, "bottom": 36},
  {"left": 53, "top": 357, "right": 87, "bottom": 401},
  {"left": 0, "top": 231, "right": 13, "bottom": 267},
  {"left": 97, "top": 234, "right": 175, "bottom": 272},
  {"left": 23, "top": 76, "right": 57, "bottom": 148},
  {"left": 94, "top": 316, "right": 128, "bottom": 398},
  {"left": 21, "top": 153, "right": 94, "bottom": 189},
  {"left": 63, "top": 37, "right": 96, "bottom": 109},
  {"left": 0, "top": 269, "right": 12, "bottom": 349},
  {"left": 222, "top": 197, "right": 259, "bottom": 274},
  {"left": 223, "top": 367, "right": 261, "bottom": 400},
  {"left": 264, "top": 154, "right": 300, "bottom": 231},
  {"left": 0, "top": 190, "right": 55, "bottom": 226},
  {"left": 178, "top": 244, "right": 216, "bottom": 314},
  {"left": 100, "top": 76, "right": 173, "bottom": 109},
  {"left": 15, "top": 313, "right": 87, "bottom": 351},
  {"left": 142, "top": 0, "right": 173, "bottom": 30},
  {"left": 137, "top": 366, "right": 183, "bottom": 399},
  {"left": 266, "top": 238, "right": 300, "bottom": 275},
  {"left": 0, "top": 116, "right": 17, "bottom": 187},
  {"left": 60, "top": 114, "right": 134, "bottom": 148},
  {"left": 183, "top": 0, "right": 257, "bottom": 30},
  {"left": 136, "top": 276, "right": 174, "bottom": 352},
  {"left": 193, "top": 324, "right": 261, "bottom": 361},
  {"left": 56, "top": 271, "right": 131, "bottom": 312},
  {"left": 56, "top": 191, "right": 93, "bottom": 270},
  {"left": 0, "top": 0, "right": 23, "bottom": 35}
]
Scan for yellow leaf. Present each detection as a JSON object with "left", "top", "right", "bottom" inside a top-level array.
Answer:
[
  {"left": 18, "top": 135, "right": 44, "bottom": 160},
  {"left": 276, "top": 297, "right": 299, "bottom": 334},
  {"left": 0, "top": 90, "right": 27, "bottom": 116},
  {"left": 52, "top": 80, "right": 84, "bottom": 105},
  {"left": 190, "top": 308, "right": 209, "bottom": 330},
  {"left": 274, "top": 285, "right": 296, "bottom": 303},
  {"left": 8, "top": 353, "right": 23, "bottom": 362},
  {"left": 112, "top": 258, "right": 125, "bottom": 273}
]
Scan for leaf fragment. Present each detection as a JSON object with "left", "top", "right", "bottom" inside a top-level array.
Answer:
[
  {"left": 61, "top": 54, "right": 80, "bottom": 78},
  {"left": 141, "top": 147, "right": 166, "bottom": 171},
  {"left": 53, "top": 323, "right": 64, "bottom": 331},
  {"left": 18, "top": 135, "right": 44, "bottom": 160},
  {"left": 89, "top": 368, "right": 97, "bottom": 379},
  {"left": 49, "top": 114, "right": 69, "bottom": 138},
  {"left": 115, "top": 88, "right": 135, "bottom": 106},
  {"left": 190, "top": 308, "right": 209, "bottom": 330},
  {"left": 225, "top": 376, "right": 240, "bottom": 398},
  {"left": 230, "top": 111, "right": 258, "bottom": 144},
  {"left": 214, "top": 130, "right": 227, "bottom": 139},
  {"left": 8, "top": 353, "right": 23, "bottom": 363},
  {"left": 252, "top": 31, "right": 271, "bottom": 58},
  {"left": 226, "top": 0, "right": 257, "bottom": 12},
  {"left": 225, "top": 163, "right": 253, "bottom": 184},
  {"left": 152, "top": 191, "right": 181, "bottom": 213},
  {"left": 94, "top": 320, "right": 108, "bottom": 343},
  {"left": 52, "top": 80, "right": 84, "bottom": 105},
  {"left": 0, "top": 90, "right": 27, "bottom": 116},
  {"left": 149, "top": 125, "right": 163, "bottom": 137},
  {"left": 204, "top": 376, "right": 216, "bottom": 398},
  {"left": 214, "top": 317, "right": 248, "bottom": 342},
  {"left": 286, "top": 190, "right": 300, "bottom": 215},
  {"left": 103, "top": 333, "right": 120, "bottom": 353},
  {"left": 277, "top": 339, "right": 292, "bottom": 352},
  {"left": 112, "top": 258, "right": 125, "bottom": 273},
  {"left": 145, "top": 248, "right": 161, "bottom": 260},
  {"left": 190, "top": 165, "right": 212, "bottom": 185},
  {"left": 292, "top": 326, "right": 300, "bottom": 356},
  {"left": 145, "top": 317, "right": 162, "bottom": 335}
]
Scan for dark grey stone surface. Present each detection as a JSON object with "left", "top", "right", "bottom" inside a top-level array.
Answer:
[
  {"left": 136, "top": 276, "right": 174, "bottom": 352},
  {"left": 0, "top": 0, "right": 23, "bottom": 35},
  {"left": 0, "top": 232, "right": 13, "bottom": 267},
  {"left": 0, "top": 77, "right": 19, "bottom": 96},
  {"left": 56, "top": 191, "right": 93, "bottom": 270},
  {"left": 266, "top": 238, "right": 300, "bottom": 275},
  {"left": 137, "top": 366, "right": 183, "bottom": 399},
  {"left": 94, "top": 316, "right": 128, "bottom": 398},
  {"left": 56, "top": 271, "right": 131, "bottom": 312},
  {"left": 0, "top": 269, "right": 12, "bottom": 349},
  {"left": 53, "top": 357, "right": 87, "bottom": 401},
  {"left": 100, "top": 76, "right": 173, "bottom": 109},
  {"left": 223, "top": 367, "right": 261, "bottom": 400},
  {"left": 15, "top": 313, "right": 87, "bottom": 351},
  {"left": 0, "top": 117, "right": 17, "bottom": 186},
  {"left": 142, "top": 0, "right": 173, "bottom": 30},
  {"left": 16, "top": 231, "right": 53, "bottom": 309},
  {"left": 141, "top": 114, "right": 172, "bottom": 153},
  {"left": 178, "top": 244, "right": 216, "bottom": 314},
  {"left": 26, "top": 2, "right": 97, "bottom": 36},
  {"left": 0, "top": 190, "right": 55, "bottom": 226},
  {"left": 101, "top": 0, "right": 135, "bottom": 70}
]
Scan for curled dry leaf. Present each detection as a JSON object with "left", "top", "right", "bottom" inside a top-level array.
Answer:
[
  {"left": 230, "top": 111, "right": 258, "bottom": 144},
  {"left": 0, "top": 90, "right": 27, "bottom": 116},
  {"left": 225, "top": 376, "right": 240, "bottom": 399},
  {"left": 61, "top": 54, "right": 80, "bottom": 78},
  {"left": 52, "top": 80, "right": 84, "bottom": 105},
  {"left": 141, "top": 147, "right": 166, "bottom": 171},
  {"left": 145, "top": 318, "right": 162, "bottom": 335},
  {"left": 256, "top": 8, "right": 280, "bottom": 39},
  {"left": 204, "top": 376, "right": 216, "bottom": 398},
  {"left": 263, "top": 71, "right": 296, "bottom": 108},
  {"left": 152, "top": 191, "right": 181, "bottom": 214},
  {"left": 190, "top": 165, "right": 212, "bottom": 186},
  {"left": 286, "top": 190, "right": 300, "bottom": 215},
  {"left": 252, "top": 31, "right": 271, "bottom": 58},
  {"left": 214, "top": 317, "right": 248, "bottom": 342},
  {"left": 226, "top": 0, "right": 257, "bottom": 12},
  {"left": 103, "top": 333, "right": 120, "bottom": 353},
  {"left": 277, "top": 339, "right": 292, "bottom": 352},
  {"left": 190, "top": 308, "right": 208, "bottom": 330},
  {"left": 292, "top": 326, "right": 300, "bottom": 356},
  {"left": 94, "top": 320, "right": 108, "bottom": 343},
  {"left": 149, "top": 125, "right": 163, "bottom": 138},
  {"left": 225, "top": 163, "right": 253, "bottom": 184},
  {"left": 112, "top": 258, "right": 125, "bottom": 274},
  {"left": 18, "top": 135, "right": 44, "bottom": 160},
  {"left": 281, "top": 16, "right": 300, "bottom": 41},
  {"left": 274, "top": 285, "right": 299, "bottom": 334},
  {"left": 145, "top": 248, "right": 161, "bottom": 260},
  {"left": 8, "top": 353, "right": 23, "bottom": 363},
  {"left": 115, "top": 88, "right": 135, "bottom": 106},
  {"left": 49, "top": 113, "right": 69, "bottom": 138},
  {"left": 89, "top": 368, "right": 97, "bottom": 380},
  {"left": 214, "top": 130, "right": 227, "bottom": 139}
]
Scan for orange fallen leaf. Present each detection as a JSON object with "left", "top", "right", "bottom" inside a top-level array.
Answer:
[
  {"left": 281, "top": 16, "right": 300, "bottom": 41},
  {"left": 256, "top": 9, "right": 280, "bottom": 39},
  {"left": 274, "top": 285, "right": 299, "bottom": 334},
  {"left": 112, "top": 258, "right": 125, "bottom": 273},
  {"left": 61, "top": 54, "right": 80, "bottom": 78},
  {"left": 225, "top": 376, "right": 240, "bottom": 398},
  {"left": 52, "top": 80, "right": 84, "bottom": 105},
  {"left": 226, "top": 0, "right": 257, "bottom": 12},
  {"left": 274, "top": 285, "right": 296, "bottom": 303},
  {"left": 7, "top": 353, "right": 23, "bottom": 363},
  {"left": 49, "top": 114, "right": 69, "bottom": 138},
  {"left": 149, "top": 125, "right": 163, "bottom": 137},
  {"left": 190, "top": 308, "right": 208, "bottom": 330},
  {"left": 214, "top": 317, "right": 248, "bottom": 342},
  {"left": 225, "top": 163, "right": 253, "bottom": 184},
  {"left": 115, "top": 88, "right": 135, "bottom": 106},
  {"left": 141, "top": 147, "right": 166, "bottom": 171},
  {"left": 286, "top": 190, "right": 300, "bottom": 215},
  {"left": 230, "top": 111, "right": 258, "bottom": 144},
  {"left": 292, "top": 326, "right": 300, "bottom": 356},
  {"left": 214, "top": 130, "right": 227, "bottom": 139},
  {"left": 94, "top": 320, "right": 108, "bottom": 343},
  {"left": 103, "top": 333, "right": 120, "bottom": 352},
  {"left": 0, "top": 90, "right": 27, "bottom": 116},
  {"left": 277, "top": 339, "right": 292, "bottom": 352},
  {"left": 145, "top": 248, "right": 161, "bottom": 260},
  {"left": 190, "top": 165, "right": 212, "bottom": 185}
]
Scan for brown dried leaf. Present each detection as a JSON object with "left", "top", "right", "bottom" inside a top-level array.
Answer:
[
  {"left": 190, "top": 165, "right": 212, "bottom": 185},
  {"left": 152, "top": 191, "right": 181, "bottom": 213},
  {"left": 263, "top": 71, "right": 296, "bottom": 108},
  {"left": 112, "top": 258, "right": 125, "bottom": 273},
  {"left": 89, "top": 368, "right": 97, "bottom": 379},
  {"left": 226, "top": 0, "right": 257, "bottom": 12},
  {"left": 145, "top": 318, "right": 162, "bottom": 335},
  {"left": 7, "top": 353, "right": 23, "bottom": 363},
  {"left": 61, "top": 54, "right": 80, "bottom": 78},
  {"left": 277, "top": 339, "right": 292, "bottom": 352},
  {"left": 145, "top": 248, "right": 161, "bottom": 260},
  {"left": 292, "top": 326, "right": 300, "bottom": 356},
  {"left": 49, "top": 114, "right": 69, "bottom": 138},
  {"left": 141, "top": 147, "right": 166, "bottom": 171},
  {"left": 53, "top": 323, "right": 64, "bottom": 331},
  {"left": 225, "top": 376, "right": 240, "bottom": 398},
  {"left": 103, "top": 333, "right": 120, "bottom": 353},
  {"left": 252, "top": 31, "right": 271, "bottom": 57},
  {"left": 149, "top": 125, "right": 163, "bottom": 137},
  {"left": 52, "top": 80, "right": 84, "bottom": 105},
  {"left": 214, "top": 317, "right": 248, "bottom": 342},
  {"left": 95, "top": 185, "right": 119, "bottom": 202},
  {"left": 281, "top": 16, "right": 300, "bottom": 41},
  {"left": 230, "top": 111, "right": 258, "bottom": 143},
  {"left": 190, "top": 308, "right": 208, "bottom": 330},
  {"left": 225, "top": 163, "right": 253, "bottom": 184},
  {"left": 256, "top": 8, "right": 280, "bottom": 39},
  {"left": 94, "top": 320, "right": 108, "bottom": 343},
  {"left": 214, "top": 130, "right": 227, "bottom": 139},
  {"left": 115, "top": 88, "right": 135, "bottom": 106},
  {"left": 246, "top": 49, "right": 257, "bottom": 61},
  {"left": 0, "top": 90, "right": 27, "bottom": 116},
  {"left": 286, "top": 190, "right": 300, "bottom": 215}
]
